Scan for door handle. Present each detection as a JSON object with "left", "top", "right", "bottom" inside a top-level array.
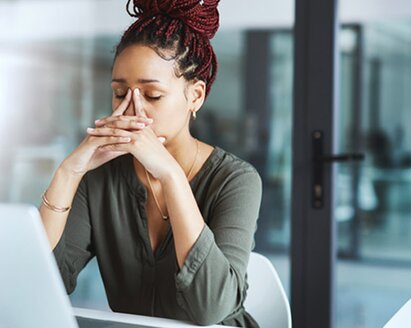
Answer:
[
  {"left": 317, "top": 154, "right": 365, "bottom": 163},
  {"left": 312, "top": 130, "right": 365, "bottom": 209}
]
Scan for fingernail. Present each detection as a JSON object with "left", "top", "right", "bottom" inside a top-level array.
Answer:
[
  {"left": 147, "top": 118, "right": 154, "bottom": 123},
  {"left": 134, "top": 88, "right": 140, "bottom": 96},
  {"left": 87, "top": 128, "right": 95, "bottom": 133},
  {"left": 136, "top": 123, "right": 145, "bottom": 128},
  {"left": 158, "top": 137, "right": 166, "bottom": 143},
  {"left": 94, "top": 119, "right": 100, "bottom": 124}
]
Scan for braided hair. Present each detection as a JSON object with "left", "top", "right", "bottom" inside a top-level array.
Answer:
[{"left": 115, "top": 0, "right": 220, "bottom": 99}]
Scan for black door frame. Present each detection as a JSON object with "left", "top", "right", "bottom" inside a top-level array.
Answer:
[{"left": 291, "top": 0, "right": 339, "bottom": 327}]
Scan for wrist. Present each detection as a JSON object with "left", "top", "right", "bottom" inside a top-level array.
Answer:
[
  {"left": 56, "top": 163, "right": 85, "bottom": 184},
  {"left": 42, "top": 164, "right": 83, "bottom": 215},
  {"left": 158, "top": 163, "right": 185, "bottom": 185}
]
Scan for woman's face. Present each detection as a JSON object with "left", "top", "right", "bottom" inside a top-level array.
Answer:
[{"left": 111, "top": 44, "right": 203, "bottom": 143}]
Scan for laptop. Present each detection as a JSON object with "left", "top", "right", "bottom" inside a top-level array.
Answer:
[{"left": 0, "top": 204, "right": 152, "bottom": 328}]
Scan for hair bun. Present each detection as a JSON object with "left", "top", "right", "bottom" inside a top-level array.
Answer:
[{"left": 127, "top": 0, "right": 220, "bottom": 39}]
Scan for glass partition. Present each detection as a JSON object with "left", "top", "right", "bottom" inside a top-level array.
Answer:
[{"left": 0, "top": 1, "right": 295, "bottom": 312}]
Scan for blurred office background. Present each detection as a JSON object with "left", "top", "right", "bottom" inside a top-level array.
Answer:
[{"left": 1, "top": 1, "right": 411, "bottom": 327}]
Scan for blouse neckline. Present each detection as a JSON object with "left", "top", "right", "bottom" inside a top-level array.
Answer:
[{"left": 121, "top": 145, "right": 224, "bottom": 200}]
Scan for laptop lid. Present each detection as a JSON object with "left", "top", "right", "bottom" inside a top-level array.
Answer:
[{"left": 0, "top": 204, "right": 78, "bottom": 328}]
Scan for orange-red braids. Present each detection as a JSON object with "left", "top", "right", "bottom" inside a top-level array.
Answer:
[{"left": 115, "top": 0, "right": 220, "bottom": 98}]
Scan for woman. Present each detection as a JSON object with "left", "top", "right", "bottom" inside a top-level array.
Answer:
[{"left": 40, "top": 0, "right": 262, "bottom": 327}]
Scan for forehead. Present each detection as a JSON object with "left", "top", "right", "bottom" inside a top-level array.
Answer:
[{"left": 112, "top": 45, "right": 178, "bottom": 85}]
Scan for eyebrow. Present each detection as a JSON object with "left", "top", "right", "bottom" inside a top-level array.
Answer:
[{"left": 111, "top": 78, "right": 162, "bottom": 84}]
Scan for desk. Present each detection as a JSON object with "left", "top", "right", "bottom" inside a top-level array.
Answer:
[
  {"left": 384, "top": 299, "right": 411, "bottom": 328},
  {"left": 73, "top": 307, "right": 234, "bottom": 328}
]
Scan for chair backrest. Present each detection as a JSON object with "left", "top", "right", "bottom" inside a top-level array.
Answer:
[{"left": 244, "top": 252, "right": 292, "bottom": 328}]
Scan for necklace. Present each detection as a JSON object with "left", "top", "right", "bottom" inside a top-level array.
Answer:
[{"left": 145, "top": 138, "right": 199, "bottom": 221}]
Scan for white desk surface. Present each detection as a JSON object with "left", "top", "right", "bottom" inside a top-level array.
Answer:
[
  {"left": 73, "top": 307, "right": 235, "bottom": 328},
  {"left": 384, "top": 299, "right": 411, "bottom": 328}
]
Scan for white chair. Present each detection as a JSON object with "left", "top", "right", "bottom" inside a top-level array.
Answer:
[{"left": 244, "top": 252, "right": 292, "bottom": 328}]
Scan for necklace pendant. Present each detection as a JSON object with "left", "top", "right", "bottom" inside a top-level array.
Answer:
[{"left": 162, "top": 215, "right": 169, "bottom": 221}]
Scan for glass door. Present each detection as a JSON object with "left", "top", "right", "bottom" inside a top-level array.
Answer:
[
  {"left": 290, "top": 1, "right": 411, "bottom": 327},
  {"left": 336, "top": 5, "right": 411, "bottom": 327}
]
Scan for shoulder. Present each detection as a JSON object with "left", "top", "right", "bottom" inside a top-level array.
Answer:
[
  {"left": 213, "top": 146, "right": 261, "bottom": 182},
  {"left": 208, "top": 146, "right": 263, "bottom": 196}
]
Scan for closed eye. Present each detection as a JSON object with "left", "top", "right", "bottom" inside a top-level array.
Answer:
[
  {"left": 114, "top": 93, "right": 162, "bottom": 101},
  {"left": 146, "top": 95, "right": 162, "bottom": 101}
]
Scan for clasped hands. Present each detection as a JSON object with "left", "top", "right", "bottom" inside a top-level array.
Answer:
[{"left": 61, "top": 88, "right": 178, "bottom": 181}]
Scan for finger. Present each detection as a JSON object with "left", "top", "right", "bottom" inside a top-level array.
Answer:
[
  {"left": 86, "top": 127, "right": 133, "bottom": 138},
  {"left": 133, "top": 88, "right": 145, "bottom": 117},
  {"left": 99, "top": 142, "right": 130, "bottom": 152},
  {"left": 136, "top": 124, "right": 165, "bottom": 143},
  {"left": 104, "top": 120, "right": 147, "bottom": 130},
  {"left": 88, "top": 135, "right": 132, "bottom": 147},
  {"left": 95, "top": 115, "right": 153, "bottom": 127},
  {"left": 112, "top": 89, "right": 132, "bottom": 116}
]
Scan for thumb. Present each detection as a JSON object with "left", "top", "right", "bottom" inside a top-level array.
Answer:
[{"left": 133, "top": 88, "right": 147, "bottom": 118}]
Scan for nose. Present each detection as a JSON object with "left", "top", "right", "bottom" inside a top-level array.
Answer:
[
  {"left": 123, "top": 88, "right": 148, "bottom": 118},
  {"left": 123, "top": 102, "right": 136, "bottom": 116}
]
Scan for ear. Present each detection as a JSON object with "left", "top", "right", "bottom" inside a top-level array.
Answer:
[{"left": 187, "top": 80, "right": 206, "bottom": 114}]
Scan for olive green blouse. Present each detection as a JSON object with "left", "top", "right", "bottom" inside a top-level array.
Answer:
[{"left": 53, "top": 145, "right": 263, "bottom": 327}]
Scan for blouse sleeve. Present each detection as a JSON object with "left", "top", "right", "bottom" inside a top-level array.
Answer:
[
  {"left": 174, "top": 169, "right": 263, "bottom": 325},
  {"left": 52, "top": 174, "right": 95, "bottom": 294}
]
